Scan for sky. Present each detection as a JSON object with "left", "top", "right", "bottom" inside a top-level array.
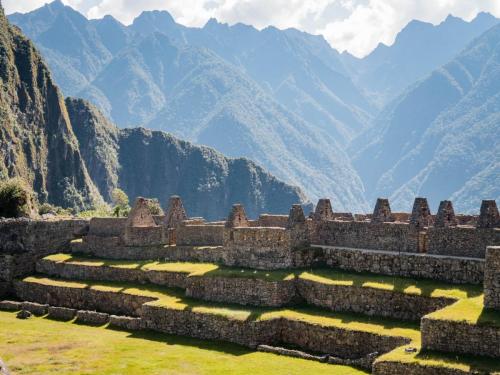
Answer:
[{"left": 4, "top": 0, "right": 500, "bottom": 57}]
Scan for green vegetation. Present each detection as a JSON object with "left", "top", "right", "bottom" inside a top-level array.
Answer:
[
  {"left": 425, "top": 296, "right": 500, "bottom": 328},
  {"left": 111, "top": 188, "right": 130, "bottom": 217},
  {"left": 77, "top": 203, "right": 113, "bottom": 218},
  {"left": 377, "top": 343, "right": 500, "bottom": 374},
  {"left": 38, "top": 203, "right": 72, "bottom": 216},
  {"left": 0, "top": 311, "right": 366, "bottom": 375},
  {"left": 44, "top": 254, "right": 482, "bottom": 299},
  {"left": 0, "top": 177, "right": 36, "bottom": 218},
  {"left": 145, "top": 198, "right": 163, "bottom": 215}
]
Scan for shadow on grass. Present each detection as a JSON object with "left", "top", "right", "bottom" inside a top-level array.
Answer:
[
  {"left": 415, "top": 349, "right": 500, "bottom": 373},
  {"left": 106, "top": 325, "right": 253, "bottom": 356}
]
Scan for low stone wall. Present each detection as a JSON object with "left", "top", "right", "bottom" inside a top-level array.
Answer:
[
  {"left": 313, "top": 221, "right": 421, "bottom": 253},
  {"left": 88, "top": 218, "right": 126, "bottom": 237},
  {"left": 280, "top": 320, "right": 409, "bottom": 359},
  {"left": 143, "top": 304, "right": 280, "bottom": 348},
  {"left": 13, "top": 280, "right": 155, "bottom": 317},
  {"left": 421, "top": 317, "right": 500, "bottom": 358},
  {"left": 36, "top": 259, "right": 189, "bottom": 289},
  {"left": 255, "top": 215, "right": 288, "bottom": 228},
  {"left": 373, "top": 361, "right": 472, "bottom": 375},
  {"left": 185, "top": 276, "right": 297, "bottom": 307},
  {"left": 484, "top": 246, "right": 500, "bottom": 310},
  {"left": 297, "top": 279, "right": 454, "bottom": 321},
  {"left": 176, "top": 225, "right": 224, "bottom": 246},
  {"left": 320, "top": 246, "right": 484, "bottom": 284},
  {"left": 428, "top": 227, "right": 500, "bottom": 258}
]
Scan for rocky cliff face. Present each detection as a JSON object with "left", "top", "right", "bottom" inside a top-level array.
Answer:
[
  {"left": 67, "top": 97, "right": 308, "bottom": 219},
  {"left": 0, "top": 3, "right": 101, "bottom": 210}
]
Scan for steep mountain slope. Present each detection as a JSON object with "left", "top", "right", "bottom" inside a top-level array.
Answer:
[
  {"left": 343, "top": 13, "right": 499, "bottom": 107},
  {"left": 0, "top": 3, "right": 101, "bottom": 210},
  {"left": 66, "top": 98, "right": 308, "bottom": 219},
  {"left": 352, "top": 24, "right": 500, "bottom": 212},
  {"left": 131, "top": 14, "right": 373, "bottom": 143},
  {"left": 9, "top": 2, "right": 369, "bottom": 210}
]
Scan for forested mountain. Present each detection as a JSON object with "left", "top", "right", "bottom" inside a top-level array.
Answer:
[
  {"left": 0, "top": 3, "right": 307, "bottom": 218},
  {"left": 0, "top": 3, "right": 101, "bottom": 210},
  {"left": 352, "top": 24, "right": 500, "bottom": 212},
  {"left": 9, "top": 1, "right": 370, "bottom": 212},
  {"left": 7, "top": 1, "right": 500, "bottom": 214},
  {"left": 342, "top": 13, "right": 499, "bottom": 107}
]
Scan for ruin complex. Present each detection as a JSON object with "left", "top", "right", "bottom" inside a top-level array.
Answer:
[{"left": 1, "top": 195, "right": 499, "bottom": 374}]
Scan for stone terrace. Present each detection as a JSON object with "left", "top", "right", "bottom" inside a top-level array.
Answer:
[{"left": 1, "top": 195, "right": 500, "bottom": 374}]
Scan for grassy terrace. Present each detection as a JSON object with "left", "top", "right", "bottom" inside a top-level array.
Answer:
[
  {"left": 20, "top": 276, "right": 420, "bottom": 340},
  {"left": 43, "top": 254, "right": 482, "bottom": 299},
  {"left": 425, "top": 295, "right": 500, "bottom": 327},
  {"left": 0, "top": 311, "right": 366, "bottom": 375},
  {"left": 377, "top": 342, "right": 500, "bottom": 374}
]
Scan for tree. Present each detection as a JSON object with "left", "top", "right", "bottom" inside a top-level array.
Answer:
[
  {"left": 0, "top": 177, "right": 36, "bottom": 218},
  {"left": 111, "top": 188, "right": 130, "bottom": 217}
]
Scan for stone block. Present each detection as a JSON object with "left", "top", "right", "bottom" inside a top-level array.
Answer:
[
  {"left": 477, "top": 200, "right": 500, "bottom": 228},
  {"left": 0, "top": 300, "right": 21, "bottom": 311},
  {"left": 225, "top": 204, "right": 249, "bottom": 228},
  {"left": 434, "top": 200, "right": 457, "bottom": 227},
  {"left": 21, "top": 301, "right": 48, "bottom": 316},
  {"left": 76, "top": 310, "right": 110, "bottom": 325},
  {"left": 410, "top": 197, "right": 432, "bottom": 228},
  {"left": 371, "top": 198, "right": 394, "bottom": 223},
  {"left": 126, "top": 197, "right": 157, "bottom": 228},
  {"left": 164, "top": 196, "right": 188, "bottom": 228},
  {"left": 48, "top": 306, "right": 76, "bottom": 320},
  {"left": 484, "top": 245, "right": 500, "bottom": 310},
  {"left": 313, "top": 199, "right": 334, "bottom": 221},
  {"left": 109, "top": 315, "right": 143, "bottom": 330}
]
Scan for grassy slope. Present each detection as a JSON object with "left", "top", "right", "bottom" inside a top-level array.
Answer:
[
  {"left": 0, "top": 311, "right": 366, "bottom": 375},
  {"left": 44, "top": 253, "right": 483, "bottom": 298}
]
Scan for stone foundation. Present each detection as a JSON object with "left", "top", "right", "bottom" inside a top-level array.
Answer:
[
  {"left": 421, "top": 317, "right": 500, "bottom": 358},
  {"left": 321, "top": 246, "right": 484, "bottom": 284},
  {"left": 484, "top": 246, "right": 500, "bottom": 310},
  {"left": 373, "top": 361, "right": 473, "bottom": 375}
]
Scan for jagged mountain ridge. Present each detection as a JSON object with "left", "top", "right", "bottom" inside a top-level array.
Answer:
[
  {"left": 66, "top": 97, "right": 309, "bottom": 219},
  {"left": 0, "top": 3, "right": 309, "bottom": 219},
  {"left": 9, "top": 1, "right": 371, "bottom": 211},
  {"left": 342, "top": 12, "right": 499, "bottom": 107},
  {"left": 0, "top": 2, "right": 101, "bottom": 210},
  {"left": 352, "top": 23, "right": 500, "bottom": 213}
]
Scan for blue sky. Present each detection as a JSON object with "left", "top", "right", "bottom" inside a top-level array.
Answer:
[{"left": 4, "top": 0, "right": 500, "bottom": 57}]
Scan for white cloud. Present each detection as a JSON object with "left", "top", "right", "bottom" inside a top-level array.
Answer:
[{"left": 3, "top": 0, "right": 500, "bottom": 57}]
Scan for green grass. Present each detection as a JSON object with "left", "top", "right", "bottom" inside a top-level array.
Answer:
[
  {"left": 376, "top": 343, "right": 500, "bottom": 373},
  {"left": 425, "top": 296, "right": 500, "bottom": 328},
  {"left": 43, "top": 254, "right": 482, "bottom": 298},
  {"left": 0, "top": 311, "right": 367, "bottom": 375},
  {"left": 21, "top": 276, "right": 420, "bottom": 340}
]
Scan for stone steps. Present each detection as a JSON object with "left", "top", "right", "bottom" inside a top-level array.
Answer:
[
  {"left": 13, "top": 275, "right": 418, "bottom": 363},
  {"left": 36, "top": 253, "right": 482, "bottom": 320}
]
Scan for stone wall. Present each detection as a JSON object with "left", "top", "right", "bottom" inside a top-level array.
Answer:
[
  {"left": 13, "top": 280, "right": 154, "bottom": 317},
  {"left": 484, "top": 246, "right": 500, "bottom": 310},
  {"left": 185, "top": 276, "right": 297, "bottom": 307},
  {"left": 373, "top": 361, "right": 472, "bottom": 375},
  {"left": 222, "top": 227, "right": 295, "bottom": 269},
  {"left": 427, "top": 227, "right": 500, "bottom": 258},
  {"left": 297, "top": 279, "right": 454, "bottom": 321},
  {"left": 313, "top": 221, "right": 421, "bottom": 253},
  {"left": 0, "top": 218, "right": 88, "bottom": 295},
  {"left": 255, "top": 215, "right": 288, "bottom": 228},
  {"left": 321, "top": 246, "right": 484, "bottom": 284},
  {"left": 421, "top": 317, "right": 500, "bottom": 358},
  {"left": 176, "top": 225, "right": 224, "bottom": 246},
  {"left": 88, "top": 218, "right": 126, "bottom": 237}
]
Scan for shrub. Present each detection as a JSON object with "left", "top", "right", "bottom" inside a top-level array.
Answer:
[
  {"left": 0, "top": 177, "right": 36, "bottom": 218},
  {"left": 111, "top": 188, "right": 130, "bottom": 217},
  {"left": 146, "top": 198, "right": 163, "bottom": 215},
  {"left": 77, "top": 203, "right": 112, "bottom": 218},
  {"left": 38, "top": 203, "right": 72, "bottom": 216}
]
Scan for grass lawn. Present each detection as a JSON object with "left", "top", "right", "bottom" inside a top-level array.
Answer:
[
  {"left": 0, "top": 311, "right": 367, "bottom": 375},
  {"left": 425, "top": 295, "right": 500, "bottom": 327}
]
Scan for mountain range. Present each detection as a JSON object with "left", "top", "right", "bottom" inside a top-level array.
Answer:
[
  {"left": 6, "top": 1, "right": 500, "bottom": 213},
  {"left": 0, "top": 3, "right": 306, "bottom": 219}
]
